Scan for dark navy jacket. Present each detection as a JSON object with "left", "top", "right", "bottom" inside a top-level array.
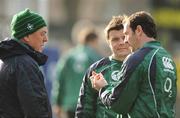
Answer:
[{"left": 0, "top": 39, "right": 52, "bottom": 118}]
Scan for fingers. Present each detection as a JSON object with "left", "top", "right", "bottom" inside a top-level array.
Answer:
[
  {"left": 92, "top": 71, "right": 97, "bottom": 76},
  {"left": 90, "top": 71, "right": 100, "bottom": 88},
  {"left": 90, "top": 71, "right": 99, "bottom": 80},
  {"left": 99, "top": 72, "right": 103, "bottom": 78},
  {"left": 93, "top": 71, "right": 101, "bottom": 80},
  {"left": 90, "top": 71, "right": 107, "bottom": 91}
]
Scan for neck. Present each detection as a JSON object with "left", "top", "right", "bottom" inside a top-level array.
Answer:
[
  {"left": 112, "top": 54, "right": 126, "bottom": 62},
  {"left": 139, "top": 36, "right": 155, "bottom": 48}
]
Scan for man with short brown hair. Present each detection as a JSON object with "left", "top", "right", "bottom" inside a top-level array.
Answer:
[{"left": 75, "top": 15, "right": 132, "bottom": 118}]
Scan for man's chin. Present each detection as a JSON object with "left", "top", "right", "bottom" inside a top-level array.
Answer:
[
  {"left": 39, "top": 49, "right": 43, "bottom": 52},
  {"left": 35, "top": 48, "right": 43, "bottom": 52}
]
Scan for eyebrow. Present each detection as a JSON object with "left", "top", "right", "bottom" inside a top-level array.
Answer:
[{"left": 42, "top": 30, "right": 47, "bottom": 34}]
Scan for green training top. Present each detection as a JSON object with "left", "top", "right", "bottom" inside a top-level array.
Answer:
[
  {"left": 76, "top": 57, "right": 129, "bottom": 118},
  {"left": 99, "top": 41, "right": 177, "bottom": 118},
  {"left": 53, "top": 45, "right": 101, "bottom": 112}
]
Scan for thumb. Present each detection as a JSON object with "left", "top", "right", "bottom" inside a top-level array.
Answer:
[
  {"left": 92, "top": 71, "right": 97, "bottom": 76},
  {"left": 99, "top": 73, "right": 104, "bottom": 78}
]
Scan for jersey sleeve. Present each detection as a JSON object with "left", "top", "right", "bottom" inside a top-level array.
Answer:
[
  {"left": 54, "top": 56, "right": 68, "bottom": 107},
  {"left": 75, "top": 66, "right": 98, "bottom": 118},
  {"left": 99, "top": 48, "right": 153, "bottom": 114}
]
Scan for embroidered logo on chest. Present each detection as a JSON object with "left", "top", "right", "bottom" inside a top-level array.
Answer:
[{"left": 111, "top": 70, "right": 121, "bottom": 81}]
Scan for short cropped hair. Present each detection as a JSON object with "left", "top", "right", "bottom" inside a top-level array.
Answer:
[
  {"left": 104, "top": 16, "right": 125, "bottom": 39},
  {"left": 127, "top": 11, "right": 157, "bottom": 39}
]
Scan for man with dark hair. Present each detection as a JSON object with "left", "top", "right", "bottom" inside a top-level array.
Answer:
[
  {"left": 91, "top": 11, "right": 177, "bottom": 118},
  {"left": 75, "top": 16, "right": 132, "bottom": 118},
  {"left": 0, "top": 8, "right": 52, "bottom": 118},
  {"left": 53, "top": 26, "right": 102, "bottom": 118}
]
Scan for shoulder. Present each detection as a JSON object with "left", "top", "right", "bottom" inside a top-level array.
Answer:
[
  {"left": 126, "top": 47, "right": 154, "bottom": 65},
  {"left": 1, "top": 54, "right": 39, "bottom": 75},
  {"left": 83, "top": 57, "right": 110, "bottom": 77},
  {"left": 90, "top": 57, "right": 110, "bottom": 70},
  {"left": 13, "top": 55, "right": 39, "bottom": 70},
  {"left": 122, "top": 47, "right": 155, "bottom": 74},
  {"left": 130, "top": 47, "right": 153, "bottom": 60}
]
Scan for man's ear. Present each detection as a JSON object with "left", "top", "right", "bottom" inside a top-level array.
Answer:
[
  {"left": 135, "top": 25, "right": 143, "bottom": 36},
  {"left": 21, "top": 36, "right": 30, "bottom": 43}
]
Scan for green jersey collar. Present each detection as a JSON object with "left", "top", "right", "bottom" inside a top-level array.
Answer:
[{"left": 143, "top": 41, "right": 162, "bottom": 49}]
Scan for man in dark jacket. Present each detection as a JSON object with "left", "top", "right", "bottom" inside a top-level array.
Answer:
[{"left": 0, "top": 8, "right": 52, "bottom": 118}]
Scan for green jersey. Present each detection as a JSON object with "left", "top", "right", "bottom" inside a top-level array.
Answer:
[
  {"left": 99, "top": 41, "right": 177, "bottom": 118},
  {"left": 54, "top": 45, "right": 101, "bottom": 112},
  {"left": 76, "top": 57, "right": 128, "bottom": 118}
]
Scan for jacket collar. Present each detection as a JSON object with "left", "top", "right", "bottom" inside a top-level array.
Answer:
[{"left": 0, "top": 38, "right": 48, "bottom": 66}]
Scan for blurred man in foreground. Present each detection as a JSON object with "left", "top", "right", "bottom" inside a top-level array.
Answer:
[{"left": 53, "top": 25, "right": 102, "bottom": 118}]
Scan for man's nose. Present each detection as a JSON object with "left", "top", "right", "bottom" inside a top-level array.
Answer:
[
  {"left": 124, "top": 37, "right": 128, "bottom": 43},
  {"left": 43, "top": 35, "right": 48, "bottom": 42},
  {"left": 118, "top": 38, "right": 125, "bottom": 45}
]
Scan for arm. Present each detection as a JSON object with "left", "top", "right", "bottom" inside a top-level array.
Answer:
[
  {"left": 91, "top": 64, "right": 139, "bottom": 114},
  {"left": 53, "top": 57, "right": 67, "bottom": 117},
  {"left": 99, "top": 71, "right": 140, "bottom": 114},
  {"left": 75, "top": 68, "right": 98, "bottom": 118},
  {"left": 96, "top": 49, "right": 150, "bottom": 114},
  {"left": 56, "top": 60, "right": 66, "bottom": 107}
]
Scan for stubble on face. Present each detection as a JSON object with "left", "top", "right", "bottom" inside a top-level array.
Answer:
[
  {"left": 123, "top": 22, "right": 139, "bottom": 52},
  {"left": 108, "top": 30, "right": 131, "bottom": 61},
  {"left": 31, "top": 27, "right": 48, "bottom": 52}
]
